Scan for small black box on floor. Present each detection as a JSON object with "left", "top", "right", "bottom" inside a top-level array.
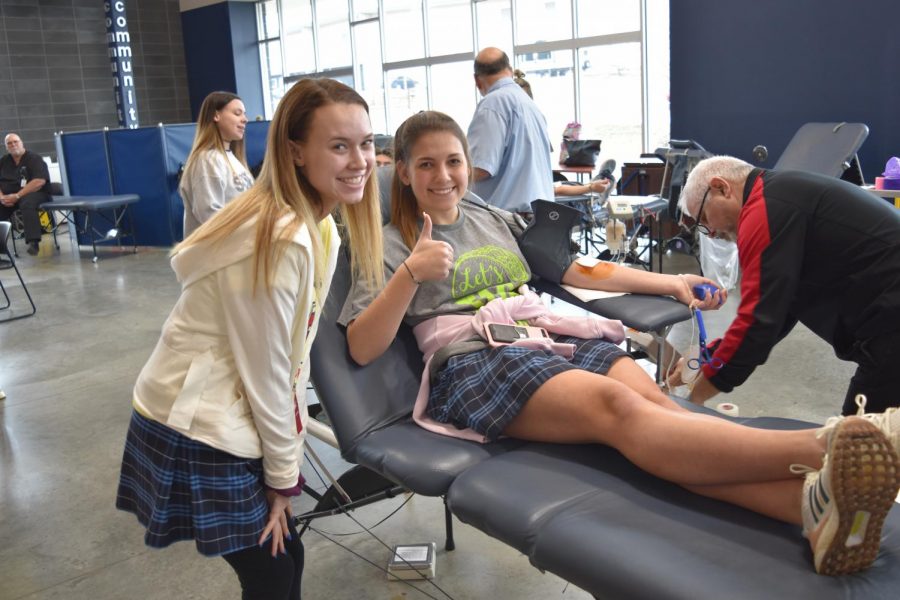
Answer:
[{"left": 386, "top": 542, "right": 436, "bottom": 580}]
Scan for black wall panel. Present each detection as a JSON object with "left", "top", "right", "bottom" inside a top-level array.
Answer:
[{"left": 670, "top": 0, "right": 900, "bottom": 181}]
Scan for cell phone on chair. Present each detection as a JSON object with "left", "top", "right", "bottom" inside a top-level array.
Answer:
[{"left": 484, "top": 323, "right": 549, "bottom": 345}]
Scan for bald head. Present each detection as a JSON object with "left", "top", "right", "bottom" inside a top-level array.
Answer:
[
  {"left": 4, "top": 133, "right": 25, "bottom": 158},
  {"left": 474, "top": 47, "right": 511, "bottom": 76},
  {"left": 474, "top": 47, "right": 513, "bottom": 95}
]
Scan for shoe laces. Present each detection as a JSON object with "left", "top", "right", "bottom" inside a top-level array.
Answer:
[
  {"left": 816, "top": 394, "right": 869, "bottom": 440},
  {"left": 791, "top": 400, "right": 866, "bottom": 476},
  {"left": 790, "top": 463, "right": 816, "bottom": 476}
]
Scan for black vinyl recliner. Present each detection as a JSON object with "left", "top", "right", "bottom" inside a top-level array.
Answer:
[{"left": 306, "top": 250, "right": 900, "bottom": 599}]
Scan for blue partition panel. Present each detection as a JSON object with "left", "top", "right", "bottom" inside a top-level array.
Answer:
[
  {"left": 163, "top": 121, "right": 269, "bottom": 242},
  {"left": 60, "top": 132, "right": 112, "bottom": 195},
  {"left": 59, "top": 131, "right": 114, "bottom": 246},
  {"left": 58, "top": 121, "right": 272, "bottom": 247},
  {"left": 162, "top": 124, "right": 196, "bottom": 242},
  {"left": 107, "top": 127, "right": 174, "bottom": 246}
]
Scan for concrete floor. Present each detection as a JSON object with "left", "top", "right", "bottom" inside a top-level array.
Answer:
[{"left": 0, "top": 231, "right": 854, "bottom": 600}]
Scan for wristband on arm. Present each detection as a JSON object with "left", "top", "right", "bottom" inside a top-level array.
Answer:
[{"left": 402, "top": 260, "right": 421, "bottom": 285}]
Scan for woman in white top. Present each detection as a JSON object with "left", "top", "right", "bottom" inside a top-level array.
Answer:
[
  {"left": 116, "top": 79, "right": 384, "bottom": 599},
  {"left": 179, "top": 91, "right": 255, "bottom": 237}
]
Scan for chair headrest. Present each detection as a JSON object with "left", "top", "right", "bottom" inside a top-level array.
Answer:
[
  {"left": 376, "top": 167, "right": 393, "bottom": 225},
  {"left": 309, "top": 251, "right": 424, "bottom": 459}
]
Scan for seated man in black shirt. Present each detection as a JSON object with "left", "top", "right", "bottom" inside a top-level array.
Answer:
[{"left": 1, "top": 133, "right": 52, "bottom": 255}]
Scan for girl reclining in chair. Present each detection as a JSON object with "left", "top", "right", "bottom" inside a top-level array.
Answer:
[{"left": 339, "top": 110, "right": 900, "bottom": 577}]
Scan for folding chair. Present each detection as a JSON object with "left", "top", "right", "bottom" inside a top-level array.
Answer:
[
  {"left": 9, "top": 191, "right": 59, "bottom": 258},
  {"left": 0, "top": 221, "right": 37, "bottom": 322}
]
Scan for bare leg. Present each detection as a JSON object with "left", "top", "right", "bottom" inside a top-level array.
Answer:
[
  {"left": 684, "top": 480, "right": 803, "bottom": 524},
  {"left": 503, "top": 370, "right": 824, "bottom": 487},
  {"left": 506, "top": 376, "right": 900, "bottom": 575},
  {"left": 605, "top": 356, "right": 685, "bottom": 411}
]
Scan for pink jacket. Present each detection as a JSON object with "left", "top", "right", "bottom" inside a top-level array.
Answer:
[{"left": 410, "top": 286, "right": 625, "bottom": 442}]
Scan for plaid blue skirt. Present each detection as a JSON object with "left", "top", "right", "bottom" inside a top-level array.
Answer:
[
  {"left": 116, "top": 410, "right": 269, "bottom": 557},
  {"left": 428, "top": 335, "right": 628, "bottom": 441}
]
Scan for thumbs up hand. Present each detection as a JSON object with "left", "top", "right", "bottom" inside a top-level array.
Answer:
[{"left": 406, "top": 213, "right": 454, "bottom": 283}]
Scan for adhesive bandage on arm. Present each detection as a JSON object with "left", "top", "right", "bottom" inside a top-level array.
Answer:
[{"left": 574, "top": 256, "right": 618, "bottom": 280}]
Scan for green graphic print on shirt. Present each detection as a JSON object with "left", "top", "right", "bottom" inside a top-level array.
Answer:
[{"left": 451, "top": 245, "right": 529, "bottom": 309}]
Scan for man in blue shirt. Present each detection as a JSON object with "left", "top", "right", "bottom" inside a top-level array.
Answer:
[{"left": 467, "top": 48, "right": 554, "bottom": 215}]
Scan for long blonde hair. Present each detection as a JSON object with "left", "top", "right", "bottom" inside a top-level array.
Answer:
[
  {"left": 174, "top": 79, "right": 384, "bottom": 297},
  {"left": 182, "top": 91, "right": 249, "bottom": 179},
  {"left": 391, "top": 111, "right": 472, "bottom": 249}
]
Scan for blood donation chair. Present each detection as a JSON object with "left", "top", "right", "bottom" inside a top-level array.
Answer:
[
  {"left": 774, "top": 122, "right": 868, "bottom": 181},
  {"left": 302, "top": 247, "right": 900, "bottom": 599}
]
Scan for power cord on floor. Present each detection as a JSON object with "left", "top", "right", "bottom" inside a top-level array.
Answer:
[
  {"left": 299, "top": 450, "right": 457, "bottom": 600},
  {"left": 309, "top": 525, "right": 454, "bottom": 600}
]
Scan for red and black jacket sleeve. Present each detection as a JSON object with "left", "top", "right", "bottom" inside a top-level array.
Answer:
[{"left": 703, "top": 170, "right": 806, "bottom": 392}]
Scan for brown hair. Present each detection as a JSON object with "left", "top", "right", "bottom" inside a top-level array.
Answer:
[
  {"left": 175, "top": 79, "right": 384, "bottom": 296},
  {"left": 391, "top": 111, "right": 471, "bottom": 249},
  {"left": 182, "top": 91, "right": 248, "bottom": 179},
  {"left": 512, "top": 69, "right": 533, "bottom": 98}
]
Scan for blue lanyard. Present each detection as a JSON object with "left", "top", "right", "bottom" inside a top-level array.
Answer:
[{"left": 688, "top": 308, "right": 723, "bottom": 371}]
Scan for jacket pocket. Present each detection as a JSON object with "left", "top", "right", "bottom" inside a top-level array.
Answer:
[{"left": 166, "top": 349, "right": 215, "bottom": 430}]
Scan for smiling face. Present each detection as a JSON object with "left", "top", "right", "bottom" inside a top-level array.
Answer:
[
  {"left": 397, "top": 130, "right": 469, "bottom": 224},
  {"left": 292, "top": 102, "right": 375, "bottom": 215},
  {"left": 214, "top": 99, "right": 248, "bottom": 145}
]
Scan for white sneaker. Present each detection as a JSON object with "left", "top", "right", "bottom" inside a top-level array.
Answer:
[
  {"left": 800, "top": 417, "right": 900, "bottom": 575},
  {"left": 819, "top": 395, "right": 900, "bottom": 457}
]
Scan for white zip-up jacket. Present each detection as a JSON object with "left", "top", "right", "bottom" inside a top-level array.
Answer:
[{"left": 133, "top": 214, "right": 339, "bottom": 491}]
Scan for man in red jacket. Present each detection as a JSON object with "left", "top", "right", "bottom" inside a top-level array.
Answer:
[{"left": 673, "top": 155, "right": 900, "bottom": 415}]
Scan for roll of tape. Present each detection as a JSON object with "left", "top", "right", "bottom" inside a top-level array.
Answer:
[
  {"left": 681, "top": 345, "right": 702, "bottom": 385},
  {"left": 716, "top": 402, "right": 739, "bottom": 417}
]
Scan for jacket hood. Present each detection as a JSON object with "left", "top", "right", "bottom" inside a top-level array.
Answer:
[{"left": 171, "top": 215, "right": 314, "bottom": 288}]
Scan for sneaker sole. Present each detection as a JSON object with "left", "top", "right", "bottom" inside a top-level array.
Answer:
[
  {"left": 869, "top": 408, "right": 900, "bottom": 459},
  {"left": 815, "top": 419, "right": 900, "bottom": 576}
]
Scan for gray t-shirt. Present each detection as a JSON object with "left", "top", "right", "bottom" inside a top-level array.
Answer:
[{"left": 338, "top": 201, "right": 530, "bottom": 328}]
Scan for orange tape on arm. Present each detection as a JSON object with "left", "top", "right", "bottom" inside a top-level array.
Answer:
[{"left": 575, "top": 261, "right": 617, "bottom": 280}]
